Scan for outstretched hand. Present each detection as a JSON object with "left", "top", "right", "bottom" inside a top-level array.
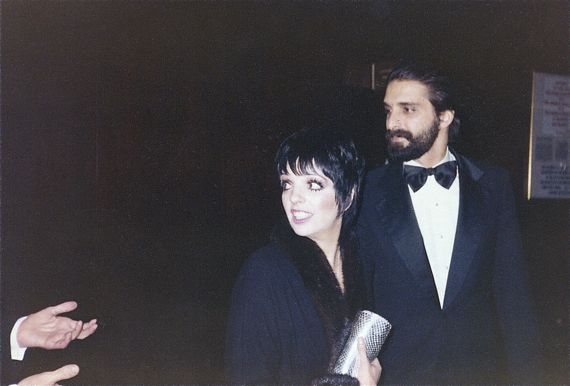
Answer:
[
  {"left": 356, "top": 337, "right": 382, "bottom": 386},
  {"left": 18, "top": 364, "right": 80, "bottom": 386},
  {"left": 17, "top": 301, "right": 98, "bottom": 350}
]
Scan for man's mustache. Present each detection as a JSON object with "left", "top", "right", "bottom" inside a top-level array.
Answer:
[{"left": 385, "top": 129, "right": 413, "bottom": 142}]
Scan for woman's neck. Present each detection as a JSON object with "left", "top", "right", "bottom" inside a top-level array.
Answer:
[
  {"left": 317, "top": 241, "right": 344, "bottom": 292},
  {"left": 314, "top": 240, "right": 339, "bottom": 266}
]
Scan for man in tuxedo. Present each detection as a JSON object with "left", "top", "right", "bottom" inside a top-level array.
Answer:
[{"left": 357, "top": 61, "right": 541, "bottom": 384}]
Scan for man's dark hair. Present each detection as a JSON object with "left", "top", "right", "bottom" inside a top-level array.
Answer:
[
  {"left": 275, "top": 127, "right": 365, "bottom": 237},
  {"left": 387, "top": 60, "right": 461, "bottom": 141}
]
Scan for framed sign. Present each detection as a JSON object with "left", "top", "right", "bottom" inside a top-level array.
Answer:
[{"left": 527, "top": 72, "right": 570, "bottom": 199}]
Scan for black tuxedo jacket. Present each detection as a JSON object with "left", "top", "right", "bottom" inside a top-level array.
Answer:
[{"left": 357, "top": 152, "right": 541, "bottom": 384}]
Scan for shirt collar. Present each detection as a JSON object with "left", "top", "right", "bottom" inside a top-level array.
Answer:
[{"left": 404, "top": 147, "right": 456, "bottom": 168}]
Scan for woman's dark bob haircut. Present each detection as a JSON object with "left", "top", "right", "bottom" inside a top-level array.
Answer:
[{"left": 275, "top": 127, "right": 365, "bottom": 232}]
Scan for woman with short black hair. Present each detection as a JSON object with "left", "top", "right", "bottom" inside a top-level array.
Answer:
[{"left": 225, "top": 127, "right": 380, "bottom": 385}]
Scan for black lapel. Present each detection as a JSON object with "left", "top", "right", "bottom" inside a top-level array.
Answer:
[
  {"left": 373, "top": 163, "right": 439, "bottom": 299},
  {"left": 443, "top": 152, "right": 486, "bottom": 309}
]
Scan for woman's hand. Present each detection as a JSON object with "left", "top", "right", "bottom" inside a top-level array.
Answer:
[{"left": 356, "top": 337, "right": 382, "bottom": 386}]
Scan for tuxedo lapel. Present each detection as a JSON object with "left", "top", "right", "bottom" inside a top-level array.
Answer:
[
  {"left": 443, "top": 153, "right": 486, "bottom": 309},
  {"left": 373, "top": 163, "right": 438, "bottom": 299}
]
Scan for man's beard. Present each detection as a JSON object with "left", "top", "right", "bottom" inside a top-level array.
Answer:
[{"left": 385, "top": 118, "right": 440, "bottom": 162}]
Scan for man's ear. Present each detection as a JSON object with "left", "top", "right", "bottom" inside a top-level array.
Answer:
[{"left": 439, "top": 110, "right": 455, "bottom": 129}]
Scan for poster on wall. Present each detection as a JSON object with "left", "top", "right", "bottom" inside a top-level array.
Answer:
[{"left": 527, "top": 72, "right": 570, "bottom": 199}]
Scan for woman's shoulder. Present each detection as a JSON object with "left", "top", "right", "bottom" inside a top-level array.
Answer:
[
  {"left": 250, "top": 243, "right": 289, "bottom": 260},
  {"left": 231, "top": 243, "right": 304, "bottom": 301},
  {"left": 240, "top": 243, "right": 294, "bottom": 276}
]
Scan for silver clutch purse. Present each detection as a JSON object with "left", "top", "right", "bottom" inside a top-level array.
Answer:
[{"left": 332, "top": 310, "right": 391, "bottom": 377}]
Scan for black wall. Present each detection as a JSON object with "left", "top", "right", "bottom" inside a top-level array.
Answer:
[{"left": 1, "top": 1, "right": 568, "bottom": 384}]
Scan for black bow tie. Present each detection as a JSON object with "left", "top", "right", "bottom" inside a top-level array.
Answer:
[{"left": 403, "top": 161, "right": 458, "bottom": 192}]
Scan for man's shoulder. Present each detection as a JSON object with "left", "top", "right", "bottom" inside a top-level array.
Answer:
[
  {"left": 455, "top": 152, "right": 510, "bottom": 183},
  {"left": 367, "top": 163, "right": 391, "bottom": 177},
  {"left": 364, "top": 163, "right": 396, "bottom": 186}
]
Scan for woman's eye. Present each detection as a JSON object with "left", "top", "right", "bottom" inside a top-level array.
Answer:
[
  {"left": 309, "top": 181, "right": 324, "bottom": 191},
  {"left": 281, "top": 181, "right": 291, "bottom": 191}
]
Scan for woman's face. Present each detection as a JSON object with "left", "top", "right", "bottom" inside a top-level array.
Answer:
[{"left": 280, "top": 163, "right": 342, "bottom": 245}]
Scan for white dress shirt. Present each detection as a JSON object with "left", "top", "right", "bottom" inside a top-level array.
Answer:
[
  {"left": 405, "top": 148, "right": 459, "bottom": 308},
  {"left": 10, "top": 316, "right": 28, "bottom": 360}
]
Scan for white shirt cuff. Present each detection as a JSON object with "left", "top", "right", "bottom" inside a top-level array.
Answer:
[{"left": 10, "top": 316, "right": 28, "bottom": 361}]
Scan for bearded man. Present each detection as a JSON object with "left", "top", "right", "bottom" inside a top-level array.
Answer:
[{"left": 357, "top": 61, "right": 542, "bottom": 384}]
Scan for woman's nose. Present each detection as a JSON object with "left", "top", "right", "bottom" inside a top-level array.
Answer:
[{"left": 290, "top": 187, "right": 304, "bottom": 203}]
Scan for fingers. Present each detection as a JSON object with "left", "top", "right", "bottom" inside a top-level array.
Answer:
[
  {"left": 46, "top": 331, "right": 74, "bottom": 350},
  {"left": 21, "top": 300, "right": 97, "bottom": 351},
  {"left": 18, "top": 364, "right": 79, "bottom": 386},
  {"left": 77, "top": 319, "right": 98, "bottom": 340},
  {"left": 52, "top": 364, "right": 80, "bottom": 381},
  {"left": 358, "top": 337, "right": 368, "bottom": 360},
  {"left": 44, "top": 365, "right": 79, "bottom": 385},
  {"left": 371, "top": 358, "right": 382, "bottom": 371},
  {"left": 356, "top": 337, "right": 377, "bottom": 386},
  {"left": 70, "top": 320, "right": 84, "bottom": 340},
  {"left": 45, "top": 319, "right": 98, "bottom": 348},
  {"left": 370, "top": 358, "right": 382, "bottom": 384},
  {"left": 49, "top": 301, "right": 78, "bottom": 316}
]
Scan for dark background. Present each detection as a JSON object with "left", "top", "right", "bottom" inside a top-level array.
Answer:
[{"left": 1, "top": 1, "right": 568, "bottom": 384}]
